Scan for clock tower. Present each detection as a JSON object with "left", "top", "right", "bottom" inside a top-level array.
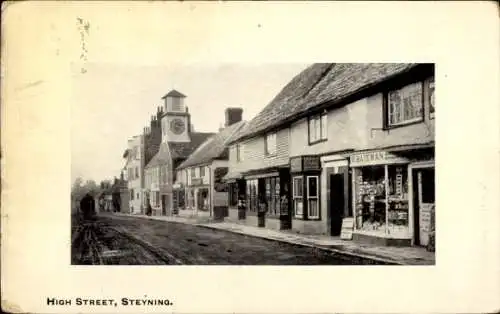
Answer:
[{"left": 160, "top": 89, "right": 191, "bottom": 143}]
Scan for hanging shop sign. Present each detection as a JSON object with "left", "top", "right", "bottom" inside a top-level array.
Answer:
[{"left": 350, "top": 151, "right": 409, "bottom": 167}]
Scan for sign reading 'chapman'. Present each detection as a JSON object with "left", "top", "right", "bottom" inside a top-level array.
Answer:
[{"left": 350, "top": 151, "right": 408, "bottom": 165}]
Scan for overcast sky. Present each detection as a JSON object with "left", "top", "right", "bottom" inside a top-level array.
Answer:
[{"left": 70, "top": 63, "right": 309, "bottom": 184}]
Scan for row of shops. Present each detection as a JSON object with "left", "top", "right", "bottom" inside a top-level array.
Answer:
[{"left": 225, "top": 145, "right": 435, "bottom": 247}]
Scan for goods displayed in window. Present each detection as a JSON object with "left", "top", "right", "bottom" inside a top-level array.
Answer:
[
  {"left": 387, "top": 166, "right": 409, "bottom": 235},
  {"left": 355, "top": 166, "right": 386, "bottom": 232},
  {"left": 354, "top": 165, "right": 409, "bottom": 235}
]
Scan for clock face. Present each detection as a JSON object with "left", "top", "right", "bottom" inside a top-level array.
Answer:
[{"left": 170, "top": 118, "right": 186, "bottom": 135}]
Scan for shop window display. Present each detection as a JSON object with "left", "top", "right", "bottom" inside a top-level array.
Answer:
[
  {"left": 354, "top": 165, "right": 409, "bottom": 236},
  {"left": 355, "top": 166, "right": 386, "bottom": 232},
  {"left": 387, "top": 165, "right": 409, "bottom": 235}
]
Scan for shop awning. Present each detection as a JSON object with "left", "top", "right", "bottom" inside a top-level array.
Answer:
[
  {"left": 242, "top": 165, "right": 289, "bottom": 177},
  {"left": 222, "top": 171, "right": 242, "bottom": 183},
  {"left": 385, "top": 142, "right": 434, "bottom": 153}
]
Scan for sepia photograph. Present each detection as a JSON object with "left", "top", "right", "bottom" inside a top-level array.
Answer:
[{"left": 71, "top": 62, "right": 436, "bottom": 266}]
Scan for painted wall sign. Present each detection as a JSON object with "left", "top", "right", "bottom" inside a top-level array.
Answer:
[
  {"left": 303, "top": 156, "right": 321, "bottom": 171},
  {"left": 290, "top": 156, "right": 321, "bottom": 172},
  {"left": 350, "top": 151, "right": 409, "bottom": 166}
]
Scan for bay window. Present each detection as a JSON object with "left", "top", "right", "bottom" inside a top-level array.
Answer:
[
  {"left": 387, "top": 81, "right": 424, "bottom": 127},
  {"left": 308, "top": 113, "right": 327, "bottom": 143},
  {"left": 292, "top": 176, "right": 303, "bottom": 217}
]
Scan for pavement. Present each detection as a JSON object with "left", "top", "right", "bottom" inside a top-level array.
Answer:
[{"left": 113, "top": 211, "right": 435, "bottom": 265}]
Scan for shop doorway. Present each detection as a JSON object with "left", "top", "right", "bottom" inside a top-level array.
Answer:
[
  {"left": 330, "top": 173, "right": 345, "bottom": 236},
  {"left": 161, "top": 195, "right": 167, "bottom": 216},
  {"left": 412, "top": 167, "right": 435, "bottom": 246}
]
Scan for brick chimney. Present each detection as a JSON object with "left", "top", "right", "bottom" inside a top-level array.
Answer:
[{"left": 225, "top": 107, "right": 243, "bottom": 127}]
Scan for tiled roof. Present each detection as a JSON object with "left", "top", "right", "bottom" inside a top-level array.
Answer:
[
  {"left": 230, "top": 63, "right": 421, "bottom": 144},
  {"left": 168, "top": 132, "right": 215, "bottom": 160},
  {"left": 162, "top": 89, "right": 186, "bottom": 99},
  {"left": 176, "top": 121, "right": 247, "bottom": 169}
]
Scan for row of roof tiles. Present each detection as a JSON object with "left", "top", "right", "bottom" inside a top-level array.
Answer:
[{"left": 228, "top": 63, "right": 422, "bottom": 145}]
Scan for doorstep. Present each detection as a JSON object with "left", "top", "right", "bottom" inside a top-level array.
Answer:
[{"left": 195, "top": 221, "right": 435, "bottom": 265}]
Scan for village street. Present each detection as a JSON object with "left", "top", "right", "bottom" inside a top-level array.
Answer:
[{"left": 71, "top": 213, "right": 390, "bottom": 265}]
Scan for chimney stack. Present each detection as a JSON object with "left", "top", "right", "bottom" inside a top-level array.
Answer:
[{"left": 225, "top": 107, "right": 243, "bottom": 127}]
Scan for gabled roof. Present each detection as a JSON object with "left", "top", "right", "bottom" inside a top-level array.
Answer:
[
  {"left": 161, "top": 89, "right": 186, "bottom": 99},
  {"left": 230, "top": 63, "right": 423, "bottom": 144},
  {"left": 168, "top": 132, "right": 215, "bottom": 160},
  {"left": 176, "top": 121, "right": 248, "bottom": 169},
  {"left": 145, "top": 143, "right": 170, "bottom": 169}
]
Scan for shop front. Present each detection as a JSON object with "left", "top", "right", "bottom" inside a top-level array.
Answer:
[
  {"left": 172, "top": 183, "right": 185, "bottom": 215},
  {"left": 187, "top": 178, "right": 210, "bottom": 216},
  {"left": 409, "top": 160, "right": 435, "bottom": 248},
  {"left": 243, "top": 166, "right": 291, "bottom": 230},
  {"left": 290, "top": 155, "right": 324, "bottom": 235},
  {"left": 320, "top": 154, "right": 352, "bottom": 236},
  {"left": 224, "top": 172, "right": 246, "bottom": 222},
  {"left": 350, "top": 150, "right": 412, "bottom": 246}
]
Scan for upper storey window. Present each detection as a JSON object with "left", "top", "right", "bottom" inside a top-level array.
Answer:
[
  {"left": 386, "top": 81, "right": 424, "bottom": 127},
  {"left": 265, "top": 132, "right": 277, "bottom": 156}
]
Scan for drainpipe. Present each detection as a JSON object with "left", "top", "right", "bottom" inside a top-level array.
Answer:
[{"left": 209, "top": 164, "right": 213, "bottom": 217}]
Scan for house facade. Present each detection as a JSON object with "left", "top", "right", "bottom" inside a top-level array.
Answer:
[
  {"left": 226, "top": 63, "right": 435, "bottom": 247},
  {"left": 126, "top": 134, "right": 145, "bottom": 214},
  {"left": 143, "top": 90, "right": 214, "bottom": 216},
  {"left": 225, "top": 64, "right": 333, "bottom": 232},
  {"left": 175, "top": 108, "right": 246, "bottom": 220}
]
